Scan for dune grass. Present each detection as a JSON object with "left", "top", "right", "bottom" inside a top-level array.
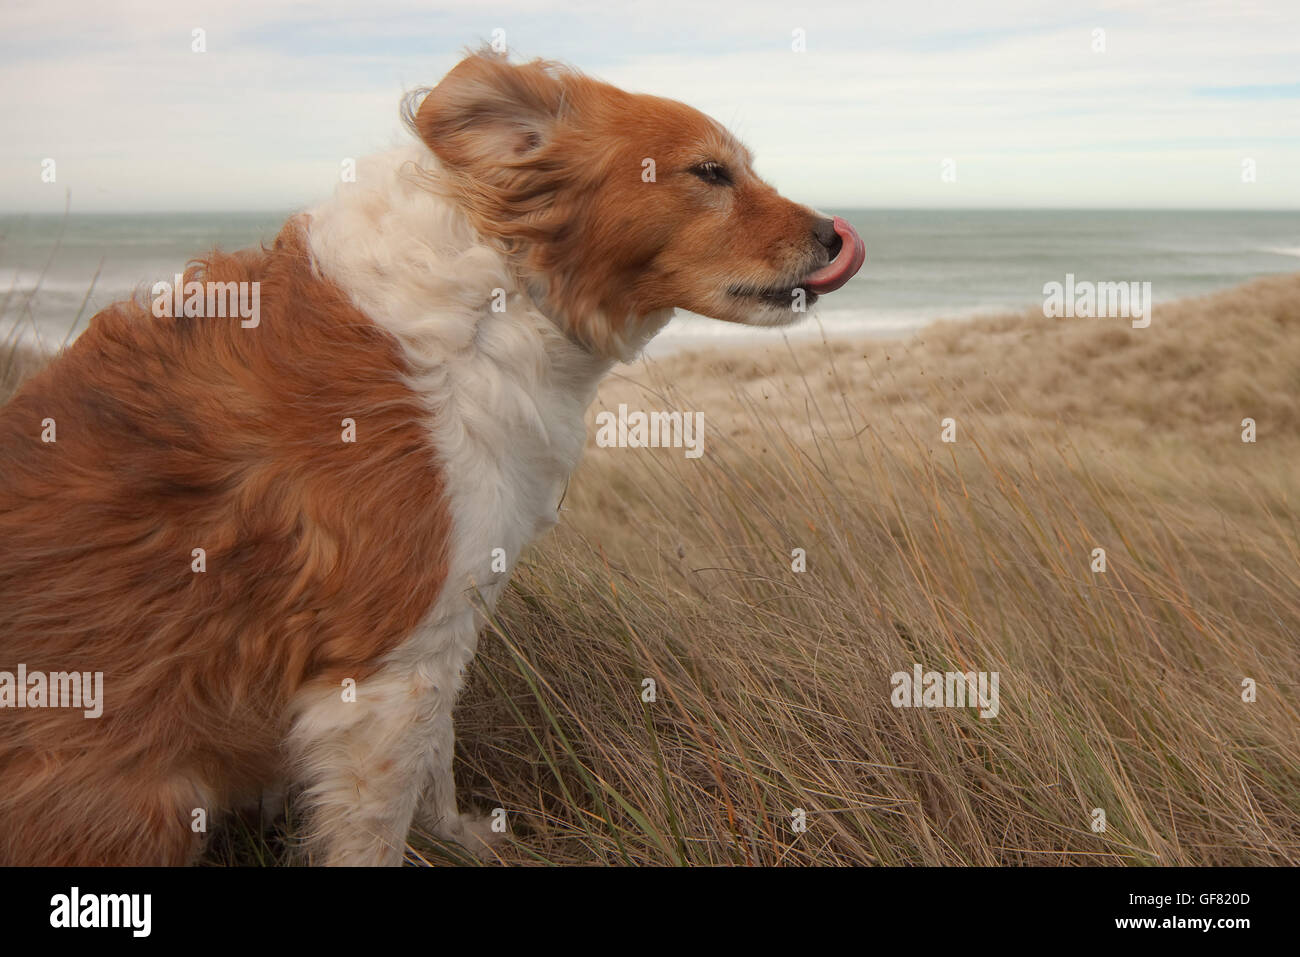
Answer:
[{"left": 5, "top": 273, "right": 1298, "bottom": 866}]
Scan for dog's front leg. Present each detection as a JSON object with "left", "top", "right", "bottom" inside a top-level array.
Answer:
[
  {"left": 288, "top": 669, "right": 440, "bottom": 866},
  {"left": 412, "top": 694, "right": 499, "bottom": 859}
]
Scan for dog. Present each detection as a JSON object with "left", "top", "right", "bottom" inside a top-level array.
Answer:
[{"left": 0, "top": 50, "right": 864, "bottom": 865}]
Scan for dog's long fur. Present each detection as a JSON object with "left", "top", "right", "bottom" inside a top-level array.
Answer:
[{"left": 0, "top": 51, "right": 858, "bottom": 864}]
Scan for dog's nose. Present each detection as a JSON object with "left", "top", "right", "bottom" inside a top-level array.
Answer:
[{"left": 813, "top": 217, "right": 843, "bottom": 263}]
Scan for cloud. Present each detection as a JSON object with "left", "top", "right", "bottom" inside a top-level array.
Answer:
[
  {"left": 1, "top": 0, "right": 1296, "bottom": 210},
  {"left": 1195, "top": 83, "right": 1300, "bottom": 99}
]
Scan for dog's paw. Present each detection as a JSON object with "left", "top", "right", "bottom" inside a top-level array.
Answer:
[{"left": 427, "top": 810, "right": 504, "bottom": 860}]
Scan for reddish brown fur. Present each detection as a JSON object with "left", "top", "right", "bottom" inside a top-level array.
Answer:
[{"left": 0, "top": 221, "right": 450, "bottom": 865}]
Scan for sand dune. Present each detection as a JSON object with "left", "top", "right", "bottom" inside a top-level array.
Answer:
[{"left": 4, "top": 274, "right": 1298, "bottom": 865}]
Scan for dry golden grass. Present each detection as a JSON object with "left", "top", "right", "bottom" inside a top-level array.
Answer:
[{"left": 5, "top": 274, "right": 1298, "bottom": 866}]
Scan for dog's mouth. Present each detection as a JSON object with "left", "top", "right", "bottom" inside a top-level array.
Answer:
[
  {"left": 728, "top": 281, "right": 821, "bottom": 308},
  {"left": 728, "top": 216, "right": 866, "bottom": 308}
]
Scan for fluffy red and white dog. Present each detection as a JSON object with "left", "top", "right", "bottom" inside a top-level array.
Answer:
[{"left": 0, "top": 50, "right": 864, "bottom": 865}]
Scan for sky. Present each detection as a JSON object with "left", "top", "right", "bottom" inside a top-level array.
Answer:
[{"left": 1, "top": 0, "right": 1298, "bottom": 211}]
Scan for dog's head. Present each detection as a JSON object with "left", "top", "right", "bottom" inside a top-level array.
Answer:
[{"left": 407, "top": 51, "right": 865, "bottom": 357}]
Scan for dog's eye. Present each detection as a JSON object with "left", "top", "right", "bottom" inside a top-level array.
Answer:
[{"left": 690, "top": 161, "right": 732, "bottom": 186}]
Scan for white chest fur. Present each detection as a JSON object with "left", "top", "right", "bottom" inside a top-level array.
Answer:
[{"left": 306, "top": 145, "right": 612, "bottom": 664}]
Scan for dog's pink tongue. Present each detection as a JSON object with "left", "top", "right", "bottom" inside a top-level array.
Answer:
[{"left": 803, "top": 216, "right": 866, "bottom": 294}]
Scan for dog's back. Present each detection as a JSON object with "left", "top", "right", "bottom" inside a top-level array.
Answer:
[{"left": 0, "top": 223, "right": 452, "bottom": 864}]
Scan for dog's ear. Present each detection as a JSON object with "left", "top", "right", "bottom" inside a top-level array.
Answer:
[{"left": 408, "top": 52, "right": 567, "bottom": 175}]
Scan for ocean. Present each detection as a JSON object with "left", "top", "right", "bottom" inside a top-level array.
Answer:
[{"left": 2, "top": 209, "right": 1297, "bottom": 354}]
